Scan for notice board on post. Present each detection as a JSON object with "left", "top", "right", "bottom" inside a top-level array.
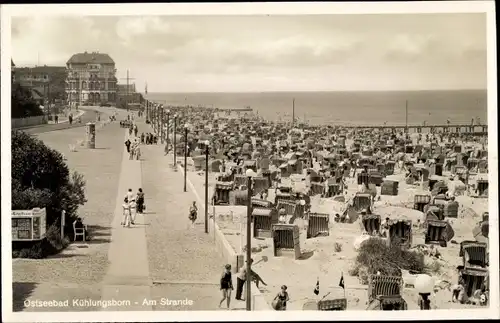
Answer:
[{"left": 12, "top": 208, "right": 47, "bottom": 241}]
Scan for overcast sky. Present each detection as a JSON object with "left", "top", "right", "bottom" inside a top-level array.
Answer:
[{"left": 11, "top": 14, "right": 487, "bottom": 92}]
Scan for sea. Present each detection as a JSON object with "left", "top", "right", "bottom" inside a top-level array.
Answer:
[{"left": 145, "top": 90, "right": 487, "bottom": 126}]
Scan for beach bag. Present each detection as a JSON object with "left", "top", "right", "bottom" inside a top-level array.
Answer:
[{"left": 272, "top": 299, "right": 283, "bottom": 310}]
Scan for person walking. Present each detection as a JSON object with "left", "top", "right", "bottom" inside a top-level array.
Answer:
[
  {"left": 125, "top": 139, "right": 131, "bottom": 153},
  {"left": 129, "top": 197, "right": 137, "bottom": 225},
  {"left": 189, "top": 201, "right": 198, "bottom": 228},
  {"left": 136, "top": 188, "right": 145, "bottom": 214},
  {"left": 273, "top": 285, "right": 290, "bottom": 311},
  {"left": 219, "top": 264, "right": 234, "bottom": 309},
  {"left": 121, "top": 197, "right": 131, "bottom": 227}
]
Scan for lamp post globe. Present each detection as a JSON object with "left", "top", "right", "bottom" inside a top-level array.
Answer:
[
  {"left": 415, "top": 274, "right": 434, "bottom": 294},
  {"left": 245, "top": 169, "right": 256, "bottom": 178}
]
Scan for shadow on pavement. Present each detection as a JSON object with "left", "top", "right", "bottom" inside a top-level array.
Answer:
[
  {"left": 47, "top": 254, "right": 87, "bottom": 259},
  {"left": 12, "top": 282, "right": 37, "bottom": 312}
]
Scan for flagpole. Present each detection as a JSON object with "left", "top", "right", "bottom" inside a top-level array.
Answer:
[{"left": 342, "top": 272, "right": 346, "bottom": 299}]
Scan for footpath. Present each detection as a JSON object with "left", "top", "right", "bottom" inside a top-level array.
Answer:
[
  {"left": 137, "top": 119, "right": 252, "bottom": 311},
  {"left": 101, "top": 130, "right": 152, "bottom": 311}
]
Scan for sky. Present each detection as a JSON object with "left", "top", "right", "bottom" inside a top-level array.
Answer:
[{"left": 10, "top": 13, "right": 487, "bottom": 93}]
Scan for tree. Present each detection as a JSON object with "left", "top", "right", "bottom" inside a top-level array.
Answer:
[
  {"left": 11, "top": 131, "right": 87, "bottom": 228},
  {"left": 11, "top": 82, "right": 44, "bottom": 118}
]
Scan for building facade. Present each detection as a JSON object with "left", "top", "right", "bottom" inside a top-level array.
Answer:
[
  {"left": 65, "top": 52, "right": 117, "bottom": 107},
  {"left": 14, "top": 65, "right": 67, "bottom": 102}
]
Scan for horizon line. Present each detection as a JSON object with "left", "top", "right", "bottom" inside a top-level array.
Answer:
[{"left": 144, "top": 88, "right": 487, "bottom": 94}]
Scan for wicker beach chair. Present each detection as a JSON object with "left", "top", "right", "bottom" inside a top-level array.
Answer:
[
  {"left": 253, "top": 207, "right": 278, "bottom": 238},
  {"left": 306, "top": 212, "right": 330, "bottom": 238},
  {"left": 367, "top": 275, "right": 407, "bottom": 310},
  {"left": 459, "top": 241, "right": 488, "bottom": 268},
  {"left": 361, "top": 213, "right": 381, "bottom": 236},
  {"left": 424, "top": 219, "right": 453, "bottom": 247},
  {"left": 276, "top": 200, "right": 297, "bottom": 217},
  {"left": 387, "top": 220, "right": 412, "bottom": 249},
  {"left": 352, "top": 193, "right": 372, "bottom": 213},
  {"left": 413, "top": 194, "right": 431, "bottom": 212}
]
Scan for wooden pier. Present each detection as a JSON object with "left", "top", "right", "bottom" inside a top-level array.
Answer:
[{"left": 340, "top": 124, "right": 488, "bottom": 135}]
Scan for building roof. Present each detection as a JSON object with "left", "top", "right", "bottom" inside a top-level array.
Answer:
[
  {"left": 67, "top": 52, "right": 115, "bottom": 65},
  {"left": 12, "top": 59, "right": 15, "bottom": 67},
  {"left": 15, "top": 65, "right": 67, "bottom": 75}
]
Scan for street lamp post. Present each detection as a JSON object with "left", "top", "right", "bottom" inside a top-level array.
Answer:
[
  {"left": 173, "top": 115, "right": 178, "bottom": 165},
  {"left": 245, "top": 168, "right": 256, "bottom": 311},
  {"left": 204, "top": 140, "right": 210, "bottom": 234},
  {"left": 415, "top": 274, "right": 434, "bottom": 310},
  {"left": 166, "top": 110, "right": 170, "bottom": 153},
  {"left": 160, "top": 106, "right": 164, "bottom": 143},
  {"left": 184, "top": 124, "right": 190, "bottom": 192}
]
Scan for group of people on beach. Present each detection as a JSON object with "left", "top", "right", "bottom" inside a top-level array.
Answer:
[
  {"left": 217, "top": 258, "right": 288, "bottom": 311},
  {"left": 141, "top": 132, "right": 158, "bottom": 145},
  {"left": 121, "top": 188, "right": 146, "bottom": 227},
  {"left": 124, "top": 137, "right": 141, "bottom": 160}
]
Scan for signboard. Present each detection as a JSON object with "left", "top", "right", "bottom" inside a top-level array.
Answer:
[{"left": 11, "top": 208, "right": 47, "bottom": 241}]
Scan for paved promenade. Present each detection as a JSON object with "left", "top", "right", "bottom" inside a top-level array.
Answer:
[
  {"left": 13, "top": 112, "right": 249, "bottom": 312},
  {"left": 12, "top": 110, "right": 129, "bottom": 312},
  {"left": 139, "top": 125, "right": 234, "bottom": 310},
  {"left": 101, "top": 131, "right": 152, "bottom": 311}
]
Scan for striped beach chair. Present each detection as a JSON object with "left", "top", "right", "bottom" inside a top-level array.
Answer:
[
  {"left": 213, "top": 182, "right": 233, "bottom": 205},
  {"left": 387, "top": 220, "right": 412, "bottom": 249},
  {"left": 306, "top": 212, "right": 330, "bottom": 238},
  {"left": 459, "top": 241, "right": 488, "bottom": 268},
  {"left": 251, "top": 198, "right": 273, "bottom": 210},
  {"left": 424, "top": 219, "right": 451, "bottom": 247},
  {"left": 424, "top": 204, "right": 445, "bottom": 221},
  {"left": 361, "top": 213, "right": 381, "bottom": 235},
  {"left": 414, "top": 194, "right": 431, "bottom": 212},
  {"left": 276, "top": 200, "right": 297, "bottom": 217},
  {"left": 275, "top": 192, "right": 294, "bottom": 205},
  {"left": 458, "top": 267, "right": 489, "bottom": 298},
  {"left": 317, "top": 298, "right": 347, "bottom": 311},
  {"left": 253, "top": 207, "right": 278, "bottom": 238},
  {"left": 353, "top": 193, "right": 372, "bottom": 213},
  {"left": 309, "top": 182, "right": 325, "bottom": 196},
  {"left": 367, "top": 275, "right": 407, "bottom": 310}
]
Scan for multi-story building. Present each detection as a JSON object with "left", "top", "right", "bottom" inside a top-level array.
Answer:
[
  {"left": 14, "top": 65, "right": 67, "bottom": 102},
  {"left": 65, "top": 51, "right": 117, "bottom": 107}
]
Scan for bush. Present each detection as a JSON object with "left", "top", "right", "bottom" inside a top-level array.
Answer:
[
  {"left": 14, "top": 225, "right": 71, "bottom": 259},
  {"left": 11, "top": 131, "right": 87, "bottom": 258},
  {"left": 11, "top": 131, "right": 87, "bottom": 227},
  {"left": 334, "top": 242, "right": 343, "bottom": 253},
  {"left": 354, "top": 238, "right": 425, "bottom": 277}
]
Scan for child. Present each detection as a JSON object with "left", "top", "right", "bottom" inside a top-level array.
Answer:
[
  {"left": 219, "top": 264, "right": 233, "bottom": 309},
  {"left": 273, "top": 285, "right": 290, "bottom": 311},
  {"left": 121, "top": 197, "right": 131, "bottom": 227},
  {"left": 189, "top": 201, "right": 198, "bottom": 228}
]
